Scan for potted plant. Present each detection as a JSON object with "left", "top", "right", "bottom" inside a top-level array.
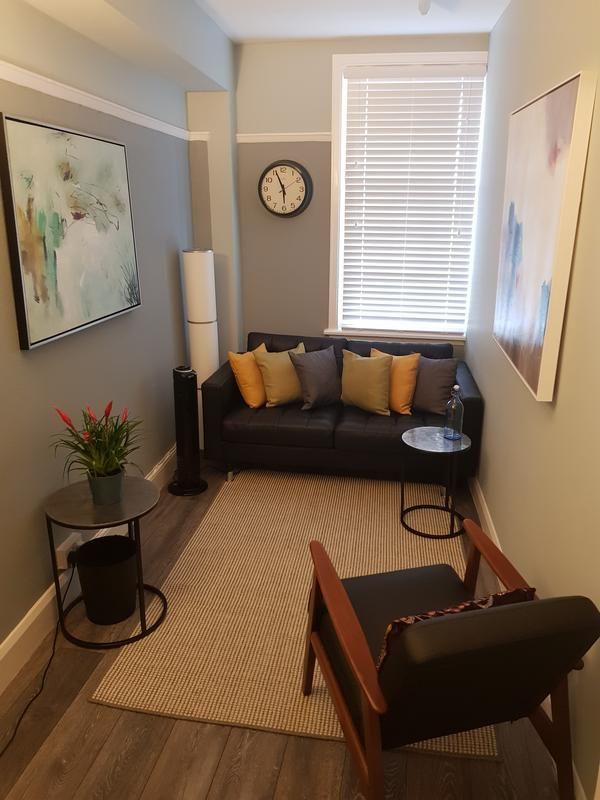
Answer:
[{"left": 53, "top": 402, "right": 142, "bottom": 505}]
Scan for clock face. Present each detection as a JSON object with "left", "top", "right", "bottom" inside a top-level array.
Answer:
[{"left": 258, "top": 160, "right": 313, "bottom": 217}]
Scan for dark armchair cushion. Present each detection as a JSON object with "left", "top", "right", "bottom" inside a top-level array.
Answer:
[
  {"left": 317, "top": 563, "right": 469, "bottom": 746},
  {"left": 377, "top": 586, "right": 536, "bottom": 670},
  {"left": 377, "top": 595, "right": 600, "bottom": 748}
]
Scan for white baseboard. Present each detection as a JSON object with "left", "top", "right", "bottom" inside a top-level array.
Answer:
[
  {"left": 468, "top": 477, "right": 502, "bottom": 549},
  {"left": 469, "top": 477, "right": 589, "bottom": 800},
  {"left": 576, "top": 770, "right": 588, "bottom": 800},
  {"left": 0, "top": 445, "right": 175, "bottom": 699},
  {"left": 145, "top": 444, "right": 176, "bottom": 488}
]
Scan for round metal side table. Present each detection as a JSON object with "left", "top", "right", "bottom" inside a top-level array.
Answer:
[
  {"left": 401, "top": 426, "right": 472, "bottom": 539},
  {"left": 44, "top": 476, "right": 167, "bottom": 649}
]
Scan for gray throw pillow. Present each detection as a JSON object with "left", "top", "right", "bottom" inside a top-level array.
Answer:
[
  {"left": 412, "top": 357, "right": 458, "bottom": 415},
  {"left": 289, "top": 347, "right": 341, "bottom": 410}
]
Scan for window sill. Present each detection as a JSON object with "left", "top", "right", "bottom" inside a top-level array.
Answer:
[{"left": 324, "top": 328, "right": 466, "bottom": 344}]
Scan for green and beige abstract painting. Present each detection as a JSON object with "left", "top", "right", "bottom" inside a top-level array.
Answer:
[{"left": 3, "top": 118, "right": 139, "bottom": 347}]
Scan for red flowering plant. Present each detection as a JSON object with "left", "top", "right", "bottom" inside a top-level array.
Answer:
[{"left": 53, "top": 402, "right": 142, "bottom": 479}]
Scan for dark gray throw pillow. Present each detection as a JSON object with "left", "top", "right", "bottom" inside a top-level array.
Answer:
[
  {"left": 412, "top": 357, "right": 458, "bottom": 415},
  {"left": 289, "top": 347, "right": 341, "bottom": 410}
]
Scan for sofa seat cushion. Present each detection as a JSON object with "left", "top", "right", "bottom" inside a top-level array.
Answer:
[
  {"left": 223, "top": 403, "right": 338, "bottom": 449},
  {"left": 334, "top": 406, "right": 424, "bottom": 453}
]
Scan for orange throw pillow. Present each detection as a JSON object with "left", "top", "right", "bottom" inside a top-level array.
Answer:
[
  {"left": 370, "top": 349, "right": 420, "bottom": 415},
  {"left": 228, "top": 343, "right": 267, "bottom": 408}
]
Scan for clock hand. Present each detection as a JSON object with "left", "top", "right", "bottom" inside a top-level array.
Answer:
[{"left": 275, "top": 171, "right": 288, "bottom": 203}]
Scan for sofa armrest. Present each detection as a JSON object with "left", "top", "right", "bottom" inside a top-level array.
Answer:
[
  {"left": 201, "top": 362, "right": 241, "bottom": 463},
  {"left": 456, "top": 361, "right": 484, "bottom": 474}
]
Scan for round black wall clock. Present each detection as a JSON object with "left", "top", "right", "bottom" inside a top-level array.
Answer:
[{"left": 258, "top": 160, "right": 313, "bottom": 217}]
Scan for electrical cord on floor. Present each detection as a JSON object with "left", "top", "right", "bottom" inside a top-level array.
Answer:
[{"left": 0, "top": 562, "right": 76, "bottom": 759}]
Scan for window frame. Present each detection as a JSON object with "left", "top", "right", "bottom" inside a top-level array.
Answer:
[{"left": 327, "top": 51, "right": 488, "bottom": 342}]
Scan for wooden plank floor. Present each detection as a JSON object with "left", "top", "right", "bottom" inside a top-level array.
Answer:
[{"left": 0, "top": 467, "right": 559, "bottom": 800}]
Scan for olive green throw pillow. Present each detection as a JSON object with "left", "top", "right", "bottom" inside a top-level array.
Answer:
[
  {"left": 254, "top": 343, "right": 306, "bottom": 407},
  {"left": 341, "top": 350, "right": 392, "bottom": 416}
]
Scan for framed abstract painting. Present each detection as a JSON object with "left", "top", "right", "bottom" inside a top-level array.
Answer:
[
  {"left": 493, "top": 73, "right": 595, "bottom": 401},
  {"left": 0, "top": 116, "right": 140, "bottom": 350}
]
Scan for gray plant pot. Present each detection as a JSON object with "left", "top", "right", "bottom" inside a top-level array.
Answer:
[{"left": 88, "top": 470, "right": 124, "bottom": 506}]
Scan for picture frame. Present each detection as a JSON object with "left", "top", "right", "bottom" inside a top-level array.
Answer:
[
  {"left": 493, "top": 73, "right": 596, "bottom": 401},
  {"left": 0, "top": 115, "right": 141, "bottom": 350}
]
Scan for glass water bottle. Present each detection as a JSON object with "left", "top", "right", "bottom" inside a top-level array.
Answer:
[{"left": 444, "top": 384, "right": 464, "bottom": 440}]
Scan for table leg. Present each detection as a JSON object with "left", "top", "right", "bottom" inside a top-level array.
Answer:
[
  {"left": 127, "top": 520, "right": 134, "bottom": 540},
  {"left": 46, "top": 517, "right": 66, "bottom": 632},
  {"left": 444, "top": 458, "right": 451, "bottom": 509},
  {"left": 133, "top": 518, "right": 147, "bottom": 633},
  {"left": 448, "top": 453, "right": 458, "bottom": 536},
  {"left": 400, "top": 456, "right": 406, "bottom": 520}
]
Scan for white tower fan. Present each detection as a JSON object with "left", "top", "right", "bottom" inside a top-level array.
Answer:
[{"left": 180, "top": 250, "right": 219, "bottom": 448}]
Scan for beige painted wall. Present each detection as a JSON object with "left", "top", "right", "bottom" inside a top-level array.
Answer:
[
  {"left": 189, "top": 139, "right": 212, "bottom": 251},
  {"left": 235, "top": 33, "right": 488, "bottom": 133},
  {"left": 466, "top": 0, "right": 600, "bottom": 795},
  {"left": 0, "top": 92, "right": 191, "bottom": 643},
  {"left": 188, "top": 92, "right": 243, "bottom": 357}
]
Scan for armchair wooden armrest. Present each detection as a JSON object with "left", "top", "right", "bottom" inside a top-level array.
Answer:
[
  {"left": 303, "top": 541, "right": 386, "bottom": 714},
  {"left": 302, "top": 541, "right": 387, "bottom": 799},
  {"left": 463, "top": 518, "right": 533, "bottom": 595}
]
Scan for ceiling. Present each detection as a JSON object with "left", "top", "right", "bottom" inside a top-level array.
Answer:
[{"left": 195, "top": 0, "right": 511, "bottom": 41}]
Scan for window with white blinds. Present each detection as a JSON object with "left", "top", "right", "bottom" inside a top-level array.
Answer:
[{"left": 329, "top": 54, "right": 486, "bottom": 338}]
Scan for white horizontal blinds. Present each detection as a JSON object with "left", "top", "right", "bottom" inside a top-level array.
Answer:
[{"left": 339, "top": 64, "right": 485, "bottom": 335}]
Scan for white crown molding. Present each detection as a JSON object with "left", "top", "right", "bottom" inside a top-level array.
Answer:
[
  {"left": 0, "top": 444, "right": 175, "bottom": 698},
  {"left": 189, "top": 131, "right": 210, "bottom": 141},
  {"left": 237, "top": 132, "right": 332, "bottom": 143},
  {"left": 0, "top": 59, "right": 190, "bottom": 140}
]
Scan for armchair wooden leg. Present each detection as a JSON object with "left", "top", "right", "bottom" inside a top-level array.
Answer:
[
  {"left": 301, "top": 576, "right": 320, "bottom": 696},
  {"left": 361, "top": 696, "right": 385, "bottom": 800},
  {"left": 552, "top": 678, "right": 575, "bottom": 800}
]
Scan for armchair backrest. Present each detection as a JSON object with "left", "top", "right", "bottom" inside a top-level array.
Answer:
[{"left": 378, "top": 595, "right": 600, "bottom": 744}]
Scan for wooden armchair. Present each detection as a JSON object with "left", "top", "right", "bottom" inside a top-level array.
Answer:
[{"left": 301, "top": 520, "right": 600, "bottom": 800}]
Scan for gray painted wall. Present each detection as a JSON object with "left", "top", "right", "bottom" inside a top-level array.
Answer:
[
  {"left": 466, "top": 0, "right": 600, "bottom": 794},
  {"left": 1, "top": 0, "right": 188, "bottom": 128},
  {"left": 234, "top": 35, "right": 483, "bottom": 352},
  {"left": 238, "top": 139, "right": 466, "bottom": 358},
  {"left": 238, "top": 141, "right": 331, "bottom": 339},
  {"left": 0, "top": 80, "right": 191, "bottom": 642}
]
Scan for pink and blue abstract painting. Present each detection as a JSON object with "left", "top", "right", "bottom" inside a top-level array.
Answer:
[
  {"left": 0, "top": 117, "right": 140, "bottom": 349},
  {"left": 493, "top": 76, "right": 580, "bottom": 397}
]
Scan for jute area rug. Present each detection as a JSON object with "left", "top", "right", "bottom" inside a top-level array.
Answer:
[{"left": 92, "top": 471, "right": 497, "bottom": 759}]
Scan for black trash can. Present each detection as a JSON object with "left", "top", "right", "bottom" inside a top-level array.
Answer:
[{"left": 76, "top": 536, "right": 137, "bottom": 625}]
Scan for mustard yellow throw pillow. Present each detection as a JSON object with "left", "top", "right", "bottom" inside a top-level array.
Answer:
[
  {"left": 371, "top": 349, "right": 420, "bottom": 415},
  {"left": 228, "top": 343, "right": 267, "bottom": 408},
  {"left": 341, "top": 349, "right": 392, "bottom": 416},
  {"left": 254, "top": 343, "right": 306, "bottom": 407}
]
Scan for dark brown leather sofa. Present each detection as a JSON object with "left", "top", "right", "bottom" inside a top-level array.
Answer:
[{"left": 202, "top": 332, "right": 483, "bottom": 483}]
